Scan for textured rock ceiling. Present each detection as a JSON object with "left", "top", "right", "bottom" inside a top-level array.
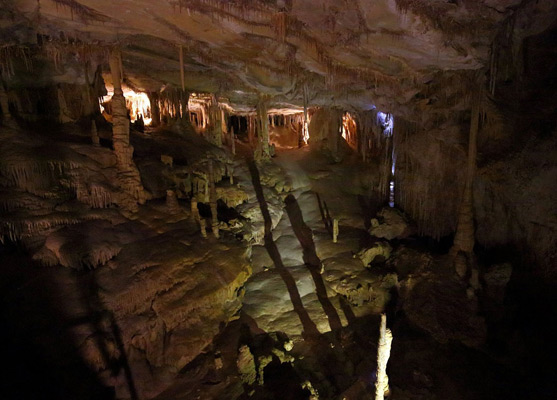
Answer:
[{"left": 4, "top": 0, "right": 557, "bottom": 115}]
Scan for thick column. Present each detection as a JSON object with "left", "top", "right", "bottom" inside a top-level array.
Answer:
[
  {"left": 255, "top": 96, "right": 270, "bottom": 160},
  {"left": 109, "top": 48, "right": 146, "bottom": 211}
]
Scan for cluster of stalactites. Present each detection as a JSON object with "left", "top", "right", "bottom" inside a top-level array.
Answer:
[{"left": 154, "top": 87, "right": 189, "bottom": 125}]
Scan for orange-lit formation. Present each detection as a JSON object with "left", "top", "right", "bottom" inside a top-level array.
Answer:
[{"left": 100, "top": 84, "right": 153, "bottom": 125}]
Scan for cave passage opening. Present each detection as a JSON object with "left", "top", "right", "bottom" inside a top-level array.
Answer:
[{"left": 100, "top": 83, "right": 152, "bottom": 125}]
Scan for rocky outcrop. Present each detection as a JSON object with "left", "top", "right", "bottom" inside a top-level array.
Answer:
[
  {"left": 355, "top": 242, "right": 392, "bottom": 267},
  {"left": 369, "top": 208, "right": 412, "bottom": 240}
]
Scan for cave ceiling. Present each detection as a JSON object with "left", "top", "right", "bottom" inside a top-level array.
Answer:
[{"left": 2, "top": 0, "right": 557, "bottom": 117}]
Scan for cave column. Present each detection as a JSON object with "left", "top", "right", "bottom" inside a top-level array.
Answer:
[
  {"left": 209, "top": 160, "right": 219, "bottom": 238},
  {"left": 248, "top": 115, "right": 255, "bottom": 146},
  {"left": 208, "top": 95, "right": 222, "bottom": 146},
  {"left": 109, "top": 48, "right": 146, "bottom": 211},
  {"left": 149, "top": 91, "right": 161, "bottom": 126},
  {"left": 451, "top": 89, "right": 481, "bottom": 278},
  {"left": 255, "top": 95, "right": 270, "bottom": 160}
]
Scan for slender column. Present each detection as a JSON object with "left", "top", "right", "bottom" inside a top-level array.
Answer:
[
  {"left": 231, "top": 126, "right": 236, "bottom": 155},
  {"left": 452, "top": 90, "right": 481, "bottom": 277},
  {"left": 179, "top": 45, "right": 185, "bottom": 91},
  {"left": 209, "top": 161, "right": 219, "bottom": 238},
  {"left": 248, "top": 115, "right": 255, "bottom": 146}
]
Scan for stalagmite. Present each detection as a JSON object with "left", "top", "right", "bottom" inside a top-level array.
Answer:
[
  {"left": 333, "top": 218, "right": 339, "bottom": 243},
  {"left": 108, "top": 48, "right": 146, "bottom": 211},
  {"left": 209, "top": 161, "right": 219, "bottom": 238},
  {"left": 199, "top": 218, "right": 208, "bottom": 238},
  {"left": 452, "top": 88, "right": 481, "bottom": 277},
  {"left": 191, "top": 198, "right": 199, "bottom": 221},
  {"left": 90, "top": 119, "right": 100, "bottom": 146},
  {"left": 375, "top": 314, "right": 392, "bottom": 400},
  {"left": 166, "top": 190, "right": 181, "bottom": 214}
]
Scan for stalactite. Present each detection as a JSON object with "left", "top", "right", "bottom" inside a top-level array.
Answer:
[{"left": 179, "top": 45, "right": 185, "bottom": 92}]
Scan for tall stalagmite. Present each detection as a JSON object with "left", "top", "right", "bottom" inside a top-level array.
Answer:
[{"left": 108, "top": 48, "right": 146, "bottom": 211}]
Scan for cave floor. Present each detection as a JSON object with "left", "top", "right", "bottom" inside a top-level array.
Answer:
[
  {"left": 2, "top": 124, "right": 553, "bottom": 399},
  {"left": 152, "top": 145, "right": 529, "bottom": 400}
]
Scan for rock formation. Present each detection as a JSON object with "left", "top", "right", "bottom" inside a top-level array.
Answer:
[{"left": 108, "top": 48, "right": 146, "bottom": 212}]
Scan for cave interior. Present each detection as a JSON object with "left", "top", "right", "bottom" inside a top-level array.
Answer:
[{"left": 1, "top": 1, "right": 557, "bottom": 399}]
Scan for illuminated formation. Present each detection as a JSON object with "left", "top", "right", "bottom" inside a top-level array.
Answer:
[{"left": 375, "top": 314, "right": 393, "bottom": 400}]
